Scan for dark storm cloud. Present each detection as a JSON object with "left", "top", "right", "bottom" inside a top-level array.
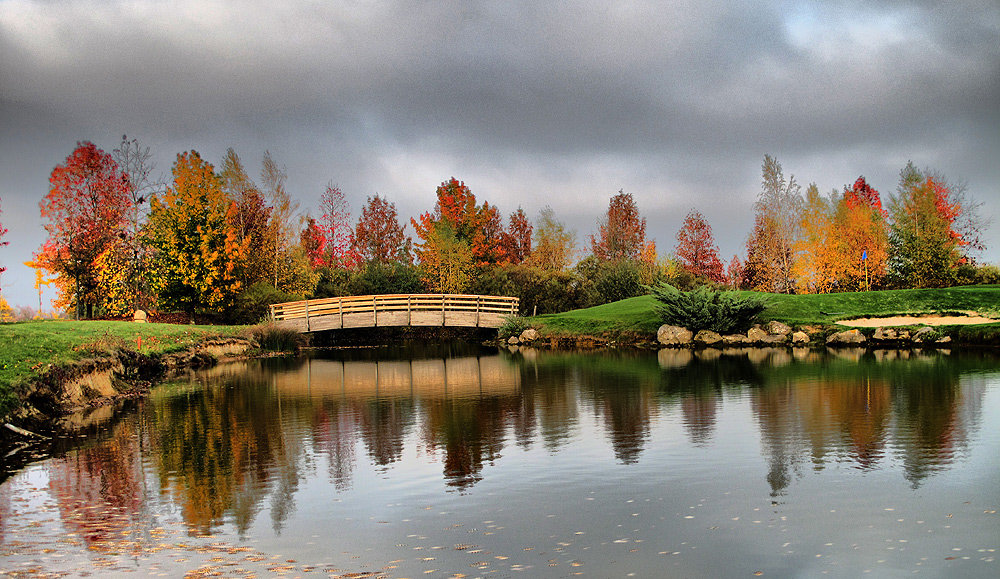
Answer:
[{"left": 0, "top": 0, "right": 998, "bottom": 306}]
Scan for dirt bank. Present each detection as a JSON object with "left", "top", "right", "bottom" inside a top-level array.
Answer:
[{"left": 2, "top": 337, "right": 254, "bottom": 436}]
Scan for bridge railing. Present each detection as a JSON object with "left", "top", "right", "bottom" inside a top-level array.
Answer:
[{"left": 269, "top": 294, "right": 519, "bottom": 332}]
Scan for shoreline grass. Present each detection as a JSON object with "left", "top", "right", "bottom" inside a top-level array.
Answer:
[
  {"left": 0, "top": 320, "right": 243, "bottom": 411},
  {"left": 530, "top": 285, "right": 1000, "bottom": 336}
]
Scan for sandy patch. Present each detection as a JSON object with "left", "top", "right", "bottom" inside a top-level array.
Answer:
[{"left": 838, "top": 314, "right": 999, "bottom": 327}]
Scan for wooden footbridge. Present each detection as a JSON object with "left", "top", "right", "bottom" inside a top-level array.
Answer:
[{"left": 269, "top": 294, "right": 520, "bottom": 333}]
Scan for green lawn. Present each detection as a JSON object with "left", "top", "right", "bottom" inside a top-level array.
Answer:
[
  {"left": 531, "top": 285, "right": 1000, "bottom": 335},
  {"left": 0, "top": 320, "right": 242, "bottom": 394}
]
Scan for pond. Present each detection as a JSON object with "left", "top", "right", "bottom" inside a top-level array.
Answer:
[{"left": 1, "top": 344, "right": 998, "bottom": 577}]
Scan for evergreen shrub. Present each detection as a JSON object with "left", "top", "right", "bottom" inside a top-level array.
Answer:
[{"left": 650, "top": 282, "right": 767, "bottom": 334}]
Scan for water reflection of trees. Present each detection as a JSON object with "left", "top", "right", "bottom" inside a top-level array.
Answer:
[
  {"left": 25, "top": 346, "right": 990, "bottom": 537},
  {"left": 751, "top": 349, "right": 986, "bottom": 495}
]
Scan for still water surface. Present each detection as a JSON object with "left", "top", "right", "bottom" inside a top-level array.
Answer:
[{"left": 1, "top": 344, "right": 998, "bottom": 577}]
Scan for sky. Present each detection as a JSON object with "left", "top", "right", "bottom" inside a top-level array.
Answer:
[{"left": 1, "top": 0, "right": 998, "bottom": 310}]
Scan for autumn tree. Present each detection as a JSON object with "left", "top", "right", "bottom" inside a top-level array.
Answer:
[
  {"left": 261, "top": 151, "right": 302, "bottom": 290},
  {"left": 220, "top": 149, "right": 273, "bottom": 287},
  {"left": 744, "top": 155, "right": 802, "bottom": 293},
  {"left": 147, "top": 151, "right": 249, "bottom": 317},
  {"left": 37, "top": 142, "right": 131, "bottom": 318},
  {"left": 352, "top": 194, "right": 410, "bottom": 264},
  {"left": 417, "top": 222, "right": 474, "bottom": 293},
  {"left": 320, "top": 183, "right": 356, "bottom": 267},
  {"left": 888, "top": 163, "right": 983, "bottom": 287},
  {"left": 829, "top": 176, "right": 889, "bottom": 290},
  {"left": 725, "top": 255, "right": 743, "bottom": 289},
  {"left": 412, "top": 178, "right": 507, "bottom": 289},
  {"left": 300, "top": 216, "right": 327, "bottom": 267},
  {"left": 502, "top": 208, "right": 532, "bottom": 264},
  {"left": 528, "top": 206, "right": 576, "bottom": 270},
  {"left": 791, "top": 184, "right": 837, "bottom": 293},
  {"left": 590, "top": 190, "right": 646, "bottom": 261},
  {"left": 674, "top": 209, "right": 725, "bottom": 283}
]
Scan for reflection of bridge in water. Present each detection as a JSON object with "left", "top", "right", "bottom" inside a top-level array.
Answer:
[
  {"left": 269, "top": 294, "right": 519, "bottom": 333},
  {"left": 273, "top": 356, "right": 521, "bottom": 399}
]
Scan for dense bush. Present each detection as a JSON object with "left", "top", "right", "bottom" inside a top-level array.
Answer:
[
  {"left": 497, "top": 315, "right": 531, "bottom": 339},
  {"left": 650, "top": 282, "right": 767, "bottom": 334}
]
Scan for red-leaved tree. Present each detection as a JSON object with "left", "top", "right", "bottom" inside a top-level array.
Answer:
[
  {"left": 590, "top": 190, "right": 646, "bottom": 261},
  {"left": 300, "top": 216, "right": 327, "bottom": 267},
  {"left": 502, "top": 208, "right": 532, "bottom": 264},
  {"left": 675, "top": 209, "right": 725, "bottom": 283},
  {"left": 37, "top": 142, "right": 131, "bottom": 318}
]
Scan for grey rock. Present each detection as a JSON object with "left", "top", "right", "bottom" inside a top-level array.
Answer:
[
  {"left": 791, "top": 331, "right": 810, "bottom": 344},
  {"left": 507, "top": 336, "right": 520, "bottom": 345},
  {"left": 747, "top": 327, "right": 769, "bottom": 342}
]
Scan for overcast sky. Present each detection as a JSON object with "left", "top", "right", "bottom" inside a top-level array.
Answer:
[{"left": 1, "top": 0, "right": 998, "bottom": 309}]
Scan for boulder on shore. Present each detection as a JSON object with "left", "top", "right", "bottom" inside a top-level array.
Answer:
[
  {"left": 791, "top": 331, "right": 810, "bottom": 344},
  {"left": 694, "top": 330, "right": 723, "bottom": 345},
  {"left": 747, "top": 327, "right": 769, "bottom": 343},
  {"left": 826, "top": 329, "right": 866, "bottom": 346},
  {"left": 519, "top": 328, "right": 539, "bottom": 342},
  {"left": 767, "top": 321, "right": 792, "bottom": 336},
  {"left": 657, "top": 325, "right": 693, "bottom": 346}
]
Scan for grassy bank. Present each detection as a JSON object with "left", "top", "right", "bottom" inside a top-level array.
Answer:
[
  {"left": 530, "top": 285, "right": 1000, "bottom": 336},
  {"left": 0, "top": 320, "right": 243, "bottom": 415}
]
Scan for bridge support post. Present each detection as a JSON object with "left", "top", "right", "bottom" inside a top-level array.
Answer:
[
  {"left": 338, "top": 297, "right": 343, "bottom": 329},
  {"left": 305, "top": 300, "right": 310, "bottom": 332}
]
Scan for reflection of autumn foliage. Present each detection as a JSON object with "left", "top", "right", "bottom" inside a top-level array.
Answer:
[
  {"left": 751, "top": 353, "right": 981, "bottom": 495},
  {"left": 46, "top": 420, "right": 145, "bottom": 546},
  {"left": 149, "top": 383, "right": 289, "bottom": 535},
  {"left": 423, "top": 396, "right": 518, "bottom": 489}
]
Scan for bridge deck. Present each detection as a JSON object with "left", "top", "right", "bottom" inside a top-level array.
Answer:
[{"left": 269, "top": 294, "right": 519, "bottom": 333}]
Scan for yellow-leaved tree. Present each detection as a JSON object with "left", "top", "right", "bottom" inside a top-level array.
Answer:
[{"left": 147, "top": 151, "right": 249, "bottom": 319}]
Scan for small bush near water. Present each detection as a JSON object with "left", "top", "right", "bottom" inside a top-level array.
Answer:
[
  {"left": 250, "top": 323, "right": 304, "bottom": 352},
  {"left": 650, "top": 282, "right": 767, "bottom": 334},
  {"left": 498, "top": 316, "right": 531, "bottom": 339}
]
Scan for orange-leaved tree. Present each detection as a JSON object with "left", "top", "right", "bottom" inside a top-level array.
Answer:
[
  {"left": 528, "top": 206, "right": 576, "bottom": 270},
  {"left": 147, "top": 151, "right": 249, "bottom": 317},
  {"left": 36, "top": 142, "right": 131, "bottom": 318},
  {"left": 411, "top": 178, "right": 506, "bottom": 290},
  {"left": 827, "top": 176, "right": 889, "bottom": 290},
  {"left": 791, "top": 184, "right": 837, "bottom": 293},
  {"left": 589, "top": 190, "right": 646, "bottom": 261},
  {"left": 674, "top": 209, "right": 725, "bottom": 283}
]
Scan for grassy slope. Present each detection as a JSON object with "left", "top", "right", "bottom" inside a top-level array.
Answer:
[
  {"left": 531, "top": 285, "right": 1000, "bottom": 336},
  {"left": 0, "top": 320, "right": 242, "bottom": 391}
]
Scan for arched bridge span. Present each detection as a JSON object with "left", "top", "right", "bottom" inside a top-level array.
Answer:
[{"left": 269, "top": 294, "right": 519, "bottom": 333}]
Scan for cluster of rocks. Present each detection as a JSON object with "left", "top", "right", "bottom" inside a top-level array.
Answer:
[
  {"left": 506, "top": 328, "right": 539, "bottom": 345},
  {"left": 825, "top": 326, "right": 951, "bottom": 346},
  {"left": 657, "top": 321, "right": 811, "bottom": 347}
]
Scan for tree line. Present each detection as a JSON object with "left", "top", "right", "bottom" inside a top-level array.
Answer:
[{"left": 11, "top": 140, "right": 996, "bottom": 323}]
